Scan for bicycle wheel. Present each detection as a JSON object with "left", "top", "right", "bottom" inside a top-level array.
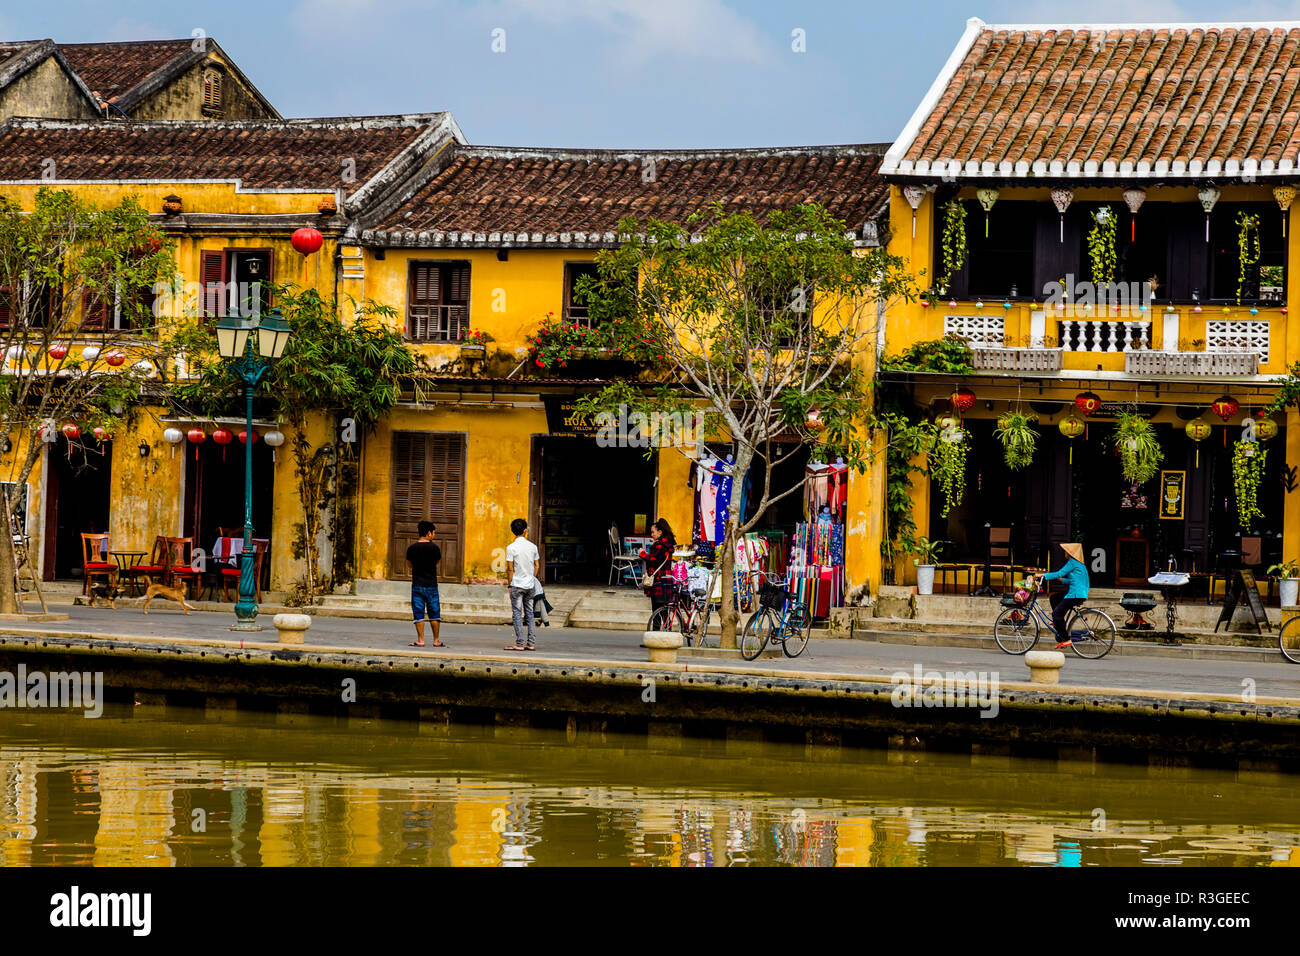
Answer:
[
  {"left": 648, "top": 605, "right": 680, "bottom": 635},
  {"left": 1280, "top": 616, "right": 1300, "bottom": 664},
  {"left": 741, "top": 608, "right": 777, "bottom": 661},
  {"left": 783, "top": 603, "right": 811, "bottom": 657},
  {"left": 692, "top": 603, "right": 717, "bottom": 648},
  {"left": 994, "top": 606, "right": 1039, "bottom": 654},
  {"left": 1068, "top": 608, "right": 1116, "bottom": 659}
]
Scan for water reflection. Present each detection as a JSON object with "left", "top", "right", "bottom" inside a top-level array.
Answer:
[{"left": 0, "top": 707, "right": 1297, "bottom": 867}]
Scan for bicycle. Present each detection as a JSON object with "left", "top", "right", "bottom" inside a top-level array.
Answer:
[
  {"left": 740, "top": 579, "right": 812, "bottom": 661},
  {"left": 1278, "top": 614, "right": 1300, "bottom": 664},
  {"left": 647, "top": 572, "right": 717, "bottom": 648},
  {"left": 993, "top": 579, "right": 1117, "bottom": 660}
]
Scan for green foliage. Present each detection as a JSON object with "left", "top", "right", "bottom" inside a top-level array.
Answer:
[
  {"left": 877, "top": 411, "right": 934, "bottom": 563},
  {"left": 1232, "top": 440, "right": 1266, "bottom": 531},
  {"left": 1265, "top": 362, "right": 1300, "bottom": 415},
  {"left": 911, "top": 536, "right": 943, "bottom": 566},
  {"left": 930, "top": 420, "right": 968, "bottom": 517},
  {"left": 939, "top": 200, "right": 967, "bottom": 291},
  {"left": 1237, "top": 211, "right": 1261, "bottom": 304},
  {"left": 1087, "top": 206, "right": 1117, "bottom": 284},
  {"left": 1267, "top": 558, "right": 1299, "bottom": 579},
  {"left": 526, "top": 314, "right": 598, "bottom": 369},
  {"left": 994, "top": 411, "right": 1038, "bottom": 470},
  {"left": 1113, "top": 411, "right": 1162, "bottom": 485},
  {"left": 878, "top": 336, "right": 974, "bottom": 373}
]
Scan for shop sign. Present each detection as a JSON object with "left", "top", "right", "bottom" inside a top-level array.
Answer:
[
  {"left": 1159, "top": 470, "right": 1186, "bottom": 520},
  {"left": 544, "top": 395, "right": 600, "bottom": 438}
]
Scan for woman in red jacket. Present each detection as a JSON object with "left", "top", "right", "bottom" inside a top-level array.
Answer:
[{"left": 639, "top": 518, "right": 677, "bottom": 615}]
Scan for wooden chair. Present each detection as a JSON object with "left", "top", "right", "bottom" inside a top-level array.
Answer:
[
  {"left": 253, "top": 537, "right": 271, "bottom": 592},
  {"left": 163, "top": 537, "right": 201, "bottom": 597},
  {"left": 120, "top": 535, "right": 170, "bottom": 596},
  {"left": 989, "top": 527, "right": 1014, "bottom": 590},
  {"left": 80, "top": 532, "right": 114, "bottom": 595},
  {"left": 221, "top": 539, "right": 267, "bottom": 602}
]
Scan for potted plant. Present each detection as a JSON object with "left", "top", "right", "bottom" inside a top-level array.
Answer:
[
  {"left": 459, "top": 327, "right": 492, "bottom": 360},
  {"left": 913, "top": 536, "right": 943, "bottom": 595},
  {"left": 1113, "top": 411, "right": 1163, "bottom": 485},
  {"left": 994, "top": 410, "right": 1037, "bottom": 470},
  {"left": 1268, "top": 559, "right": 1300, "bottom": 607}
]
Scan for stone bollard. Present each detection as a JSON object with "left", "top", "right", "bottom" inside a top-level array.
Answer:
[
  {"left": 642, "top": 630, "right": 683, "bottom": 664},
  {"left": 1024, "top": 650, "right": 1065, "bottom": 685},
  {"left": 272, "top": 613, "right": 312, "bottom": 645}
]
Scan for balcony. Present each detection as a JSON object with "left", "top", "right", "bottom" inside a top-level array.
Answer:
[
  {"left": 1125, "top": 351, "right": 1259, "bottom": 376},
  {"left": 972, "top": 347, "right": 1064, "bottom": 372},
  {"left": 1057, "top": 320, "right": 1151, "bottom": 352}
]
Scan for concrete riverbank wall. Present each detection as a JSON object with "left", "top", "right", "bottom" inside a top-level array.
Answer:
[{"left": 1, "top": 632, "right": 1297, "bottom": 772}]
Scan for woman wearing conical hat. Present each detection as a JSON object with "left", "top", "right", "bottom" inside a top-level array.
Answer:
[{"left": 1028, "top": 542, "right": 1090, "bottom": 648}]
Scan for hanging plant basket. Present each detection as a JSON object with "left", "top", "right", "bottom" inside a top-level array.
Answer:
[
  {"left": 994, "top": 411, "right": 1038, "bottom": 470},
  {"left": 939, "top": 200, "right": 968, "bottom": 291},
  {"left": 1232, "top": 439, "right": 1266, "bottom": 531},
  {"left": 1112, "top": 411, "right": 1163, "bottom": 485},
  {"left": 929, "top": 420, "right": 968, "bottom": 517}
]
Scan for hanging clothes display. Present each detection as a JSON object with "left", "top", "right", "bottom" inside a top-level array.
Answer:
[
  {"left": 828, "top": 459, "right": 849, "bottom": 522},
  {"left": 712, "top": 457, "right": 734, "bottom": 545},
  {"left": 805, "top": 461, "right": 831, "bottom": 520},
  {"left": 698, "top": 456, "right": 720, "bottom": 543}
]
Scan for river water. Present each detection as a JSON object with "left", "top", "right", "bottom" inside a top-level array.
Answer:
[{"left": 1, "top": 705, "right": 1297, "bottom": 867}]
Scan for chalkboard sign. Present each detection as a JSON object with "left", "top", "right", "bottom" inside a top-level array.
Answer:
[{"left": 1214, "top": 569, "right": 1272, "bottom": 633}]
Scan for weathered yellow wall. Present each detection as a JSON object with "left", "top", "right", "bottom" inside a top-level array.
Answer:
[
  {"left": 129, "top": 52, "right": 274, "bottom": 121},
  {"left": 655, "top": 446, "right": 694, "bottom": 542},
  {"left": 0, "top": 55, "right": 98, "bottom": 121}
]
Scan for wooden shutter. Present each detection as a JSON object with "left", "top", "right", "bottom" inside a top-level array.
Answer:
[
  {"left": 81, "top": 291, "right": 110, "bottom": 330},
  {"left": 407, "top": 263, "right": 440, "bottom": 341},
  {"left": 446, "top": 264, "right": 470, "bottom": 340},
  {"left": 200, "top": 251, "right": 227, "bottom": 318},
  {"left": 389, "top": 432, "right": 465, "bottom": 580},
  {"left": 0, "top": 286, "right": 11, "bottom": 329}
]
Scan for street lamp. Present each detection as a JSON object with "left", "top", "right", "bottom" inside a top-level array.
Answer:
[{"left": 215, "top": 309, "right": 292, "bottom": 630}]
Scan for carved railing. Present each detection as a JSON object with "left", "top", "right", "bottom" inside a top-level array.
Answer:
[
  {"left": 1125, "top": 351, "right": 1259, "bottom": 376},
  {"left": 972, "top": 347, "right": 1064, "bottom": 372},
  {"left": 1057, "top": 320, "right": 1151, "bottom": 352}
]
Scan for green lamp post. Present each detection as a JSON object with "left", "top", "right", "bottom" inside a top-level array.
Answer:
[{"left": 215, "top": 309, "right": 292, "bottom": 630}]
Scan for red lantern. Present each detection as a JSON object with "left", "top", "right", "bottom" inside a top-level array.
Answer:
[
  {"left": 48, "top": 344, "right": 68, "bottom": 360},
  {"left": 187, "top": 427, "right": 206, "bottom": 460},
  {"left": 1074, "top": 391, "right": 1102, "bottom": 416},
  {"left": 1211, "top": 396, "right": 1239, "bottom": 422},
  {"left": 950, "top": 387, "right": 976, "bottom": 415},
  {"left": 104, "top": 350, "right": 126, "bottom": 367},
  {"left": 61, "top": 424, "right": 80, "bottom": 439},
  {"left": 92, "top": 426, "right": 109, "bottom": 442},
  {"left": 212, "top": 427, "right": 234, "bottom": 460},
  {"left": 291, "top": 227, "right": 324, "bottom": 256},
  {"left": 239, "top": 429, "right": 258, "bottom": 444}
]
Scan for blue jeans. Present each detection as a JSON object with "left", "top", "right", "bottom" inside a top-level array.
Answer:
[
  {"left": 510, "top": 585, "right": 536, "bottom": 647},
  {"left": 411, "top": 586, "right": 440, "bottom": 623}
]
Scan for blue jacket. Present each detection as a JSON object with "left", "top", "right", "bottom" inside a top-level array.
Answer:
[{"left": 1042, "top": 558, "right": 1089, "bottom": 599}]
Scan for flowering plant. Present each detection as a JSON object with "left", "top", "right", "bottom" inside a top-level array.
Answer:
[
  {"left": 527, "top": 314, "right": 593, "bottom": 369},
  {"left": 460, "top": 327, "right": 493, "bottom": 346}
]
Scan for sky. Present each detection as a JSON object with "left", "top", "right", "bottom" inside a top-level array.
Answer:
[{"left": 6, "top": 0, "right": 1300, "bottom": 148}]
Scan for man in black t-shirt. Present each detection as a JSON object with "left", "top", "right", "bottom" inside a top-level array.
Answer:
[{"left": 406, "top": 520, "right": 444, "bottom": 647}]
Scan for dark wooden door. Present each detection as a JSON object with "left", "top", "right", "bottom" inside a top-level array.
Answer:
[{"left": 389, "top": 432, "right": 465, "bottom": 581}]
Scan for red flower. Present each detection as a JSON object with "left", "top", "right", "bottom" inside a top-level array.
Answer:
[{"left": 535, "top": 359, "right": 544, "bottom": 367}]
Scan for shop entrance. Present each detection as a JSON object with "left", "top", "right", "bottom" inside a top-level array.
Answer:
[
  {"left": 388, "top": 432, "right": 465, "bottom": 582},
  {"left": 531, "top": 436, "right": 657, "bottom": 584},
  {"left": 184, "top": 438, "right": 274, "bottom": 572},
  {"left": 43, "top": 436, "right": 112, "bottom": 581}
]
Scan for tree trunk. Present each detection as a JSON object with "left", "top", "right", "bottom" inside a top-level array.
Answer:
[
  {"left": 0, "top": 486, "right": 16, "bottom": 614},
  {"left": 717, "top": 445, "right": 754, "bottom": 649}
]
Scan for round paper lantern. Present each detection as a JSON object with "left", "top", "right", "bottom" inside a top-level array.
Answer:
[
  {"left": 132, "top": 360, "right": 154, "bottom": 376},
  {"left": 5, "top": 345, "right": 22, "bottom": 361},
  {"left": 291, "top": 227, "right": 323, "bottom": 256},
  {"left": 1255, "top": 416, "right": 1279, "bottom": 441},
  {"left": 1211, "top": 396, "right": 1239, "bottom": 422},
  {"left": 81, "top": 346, "right": 100, "bottom": 362},
  {"left": 48, "top": 343, "right": 68, "bottom": 360},
  {"left": 104, "top": 350, "right": 126, "bottom": 367},
  {"left": 1075, "top": 391, "right": 1101, "bottom": 416},
  {"left": 1058, "top": 414, "right": 1085, "bottom": 463},
  {"left": 187, "top": 427, "right": 206, "bottom": 459},
  {"left": 163, "top": 426, "right": 184, "bottom": 459},
  {"left": 61, "top": 424, "right": 80, "bottom": 439},
  {"left": 950, "top": 387, "right": 976, "bottom": 415},
  {"left": 92, "top": 426, "right": 109, "bottom": 442},
  {"left": 936, "top": 415, "right": 963, "bottom": 442},
  {"left": 212, "top": 427, "right": 233, "bottom": 445},
  {"left": 264, "top": 428, "right": 285, "bottom": 461},
  {"left": 238, "top": 429, "right": 258, "bottom": 444},
  {"left": 1185, "top": 418, "right": 1212, "bottom": 443}
]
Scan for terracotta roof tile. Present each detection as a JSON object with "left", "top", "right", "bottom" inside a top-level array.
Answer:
[
  {"left": 0, "top": 115, "right": 442, "bottom": 194},
  {"left": 366, "top": 145, "right": 889, "bottom": 244},
  {"left": 58, "top": 40, "right": 192, "bottom": 99},
  {"left": 893, "top": 23, "right": 1300, "bottom": 178}
]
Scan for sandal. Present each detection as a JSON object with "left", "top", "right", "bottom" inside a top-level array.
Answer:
[
  {"left": 431, "top": 641, "right": 447, "bottom": 647},
  {"left": 409, "top": 641, "right": 425, "bottom": 647}
]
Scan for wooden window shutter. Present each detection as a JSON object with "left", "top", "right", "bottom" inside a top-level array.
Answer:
[
  {"left": 200, "top": 251, "right": 227, "bottom": 318},
  {"left": 81, "top": 291, "right": 110, "bottom": 330},
  {"left": 446, "top": 264, "right": 469, "bottom": 340},
  {"left": 0, "top": 286, "right": 11, "bottom": 329},
  {"left": 407, "top": 263, "right": 440, "bottom": 341}
]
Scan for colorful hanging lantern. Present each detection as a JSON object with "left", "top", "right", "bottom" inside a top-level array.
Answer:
[
  {"left": 1211, "top": 395, "right": 1239, "bottom": 422},
  {"left": 1074, "top": 391, "right": 1101, "bottom": 416},
  {"left": 61, "top": 424, "right": 80, "bottom": 440},
  {"left": 1050, "top": 187, "right": 1073, "bottom": 243},
  {"left": 163, "top": 427, "right": 184, "bottom": 459},
  {"left": 48, "top": 343, "right": 68, "bottom": 360},
  {"left": 1274, "top": 185, "right": 1296, "bottom": 238},
  {"left": 238, "top": 429, "right": 258, "bottom": 444},
  {"left": 212, "top": 427, "right": 234, "bottom": 460},
  {"left": 1058, "top": 414, "right": 1085, "bottom": 463},
  {"left": 1198, "top": 185, "right": 1220, "bottom": 242},
  {"left": 1255, "top": 415, "right": 1279, "bottom": 441},
  {"left": 92, "top": 426, "right": 109, "bottom": 444},
  {"left": 291, "top": 227, "right": 323, "bottom": 256},
  {"left": 187, "top": 427, "right": 207, "bottom": 460},
  {"left": 263, "top": 428, "right": 285, "bottom": 462},
  {"left": 1185, "top": 417, "right": 1212, "bottom": 467},
  {"left": 81, "top": 346, "right": 100, "bottom": 362},
  {"left": 950, "top": 386, "right": 977, "bottom": 415},
  {"left": 902, "top": 185, "right": 926, "bottom": 238},
  {"left": 1123, "top": 187, "right": 1147, "bottom": 241},
  {"left": 976, "top": 188, "right": 999, "bottom": 237},
  {"left": 104, "top": 349, "right": 126, "bottom": 367}
]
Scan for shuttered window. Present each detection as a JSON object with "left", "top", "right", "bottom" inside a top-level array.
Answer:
[
  {"left": 202, "top": 69, "right": 224, "bottom": 113},
  {"left": 200, "top": 251, "right": 226, "bottom": 321},
  {"left": 0, "top": 286, "right": 12, "bottom": 328},
  {"left": 389, "top": 432, "right": 465, "bottom": 580},
  {"left": 81, "top": 291, "right": 111, "bottom": 331},
  {"left": 407, "top": 262, "right": 470, "bottom": 341}
]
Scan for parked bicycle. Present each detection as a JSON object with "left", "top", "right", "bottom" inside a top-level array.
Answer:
[
  {"left": 740, "top": 578, "right": 811, "bottom": 661},
  {"left": 1278, "top": 614, "right": 1300, "bottom": 664},
  {"left": 648, "top": 571, "right": 718, "bottom": 649},
  {"left": 993, "top": 580, "right": 1117, "bottom": 659}
]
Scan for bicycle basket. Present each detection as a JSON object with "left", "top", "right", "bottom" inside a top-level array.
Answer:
[
  {"left": 1000, "top": 590, "right": 1031, "bottom": 608},
  {"left": 758, "top": 583, "right": 790, "bottom": 609}
]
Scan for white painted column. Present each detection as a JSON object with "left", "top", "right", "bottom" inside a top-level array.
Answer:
[
  {"left": 1162, "top": 311, "right": 1179, "bottom": 352},
  {"left": 1030, "top": 310, "right": 1046, "bottom": 348}
]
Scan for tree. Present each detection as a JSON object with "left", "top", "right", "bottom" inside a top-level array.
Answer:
[
  {"left": 576, "top": 203, "right": 916, "bottom": 647},
  {"left": 178, "top": 284, "right": 414, "bottom": 600},
  {"left": 0, "top": 188, "right": 173, "bottom": 613}
]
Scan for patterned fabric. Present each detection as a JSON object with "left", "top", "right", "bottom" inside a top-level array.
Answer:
[{"left": 641, "top": 536, "right": 676, "bottom": 603}]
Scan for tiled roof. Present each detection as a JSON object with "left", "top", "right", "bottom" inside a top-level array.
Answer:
[
  {"left": 58, "top": 39, "right": 192, "bottom": 100},
  {"left": 884, "top": 18, "right": 1300, "bottom": 180},
  {"left": 0, "top": 114, "right": 449, "bottom": 195},
  {"left": 363, "top": 145, "right": 889, "bottom": 247}
]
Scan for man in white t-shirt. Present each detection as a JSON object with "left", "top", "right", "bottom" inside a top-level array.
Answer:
[{"left": 504, "top": 517, "right": 541, "bottom": 651}]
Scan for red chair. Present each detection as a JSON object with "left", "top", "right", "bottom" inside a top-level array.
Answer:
[
  {"left": 163, "top": 537, "right": 200, "bottom": 597},
  {"left": 221, "top": 539, "right": 266, "bottom": 602},
  {"left": 120, "top": 536, "right": 170, "bottom": 597},
  {"left": 80, "top": 533, "right": 114, "bottom": 595}
]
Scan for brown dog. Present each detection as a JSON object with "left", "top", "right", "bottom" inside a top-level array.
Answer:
[
  {"left": 87, "top": 582, "right": 127, "bottom": 609},
  {"left": 142, "top": 582, "right": 193, "bottom": 615}
]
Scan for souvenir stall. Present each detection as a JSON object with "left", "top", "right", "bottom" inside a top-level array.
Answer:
[{"left": 788, "top": 458, "right": 848, "bottom": 618}]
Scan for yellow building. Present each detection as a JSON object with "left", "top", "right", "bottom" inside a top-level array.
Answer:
[{"left": 874, "top": 18, "right": 1300, "bottom": 588}]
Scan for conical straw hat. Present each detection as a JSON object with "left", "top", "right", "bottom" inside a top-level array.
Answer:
[{"left": 1060, "top": 543, "right": 1085, "bottom": 564}]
